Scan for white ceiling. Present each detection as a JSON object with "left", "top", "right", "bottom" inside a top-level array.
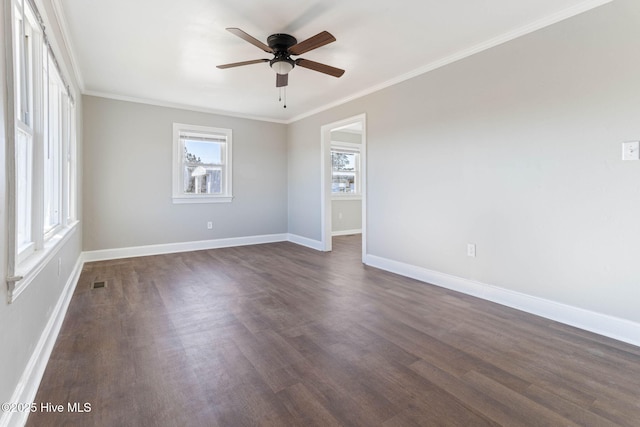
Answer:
[{"left": 56, "top": 0, "right": 610, "bottom": 123}]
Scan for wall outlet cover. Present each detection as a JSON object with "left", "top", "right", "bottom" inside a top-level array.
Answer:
[
  {"left": 467, "top": 243, "right": 476, "bottom": 258},
  {"left": 622, "top": 141, "right": 640, "bottom": 160}
]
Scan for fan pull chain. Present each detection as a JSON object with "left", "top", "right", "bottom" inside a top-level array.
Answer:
[{"left": 278, "top": 87, "right": 287, "bottom": 108}]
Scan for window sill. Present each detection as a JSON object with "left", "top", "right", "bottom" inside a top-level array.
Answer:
[
  {"left": 16, "top": 242, "right": 36, "bottom": 264},
  {"left": 8, "top": 221, "right": 79, "bottom": 303},
  {"left": 172, "top": 195, "right": 233, "bottom": 204},
  {"left": 331, "top": 194, "right": 362, "bottom": 201}
]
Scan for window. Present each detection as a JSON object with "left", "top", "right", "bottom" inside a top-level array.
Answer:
[
  {"left": 331, "top": 142, "right": 361, "bottom": 198},
  {"left": 8, "top": 0, "right": 78, "bottom": 301},
  {"left": 173, "top": 123, "right": 233, "bottom": 203},
  {"left": 13, "top": 0, "right": 38, "bottom": 261},
  {"left": 43, "top": 50, "right": 70, "bottom": 236}
]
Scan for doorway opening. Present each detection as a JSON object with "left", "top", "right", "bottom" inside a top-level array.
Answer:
[{"left": 320, "top": 114, "right": 366, "bottom": 262}]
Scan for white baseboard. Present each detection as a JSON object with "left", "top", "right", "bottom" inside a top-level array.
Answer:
[
  {"left": 4, "top": 238, "right": 636, "bottom": 427},
  {"left": 365, "top": 254, "right": 640, "bottom": 348},
  {"left": 287, "top": 233, "right": 324, "bottom": 251},
  {"left": 83, "top": 233, "right": 289, "bottom": 262},
  {"left": 331, "top": 229, "right": 362, "bottom": 237},
  {"left": 0, "top": 257, "right": 84, "bottom": 427}
]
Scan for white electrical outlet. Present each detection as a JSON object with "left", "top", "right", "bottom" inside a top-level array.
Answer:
[
  {"left": 207, "top": 221, "right": 213, "bottom": 230},
  {"left": 467, "top": 243, "right": 476, "bottom": 258},
  {"left": 58, "top": 258, "right": 62, "bottom": 277},
  {"left": 622, "top": 141, "right": 640, "bottom": 160}
]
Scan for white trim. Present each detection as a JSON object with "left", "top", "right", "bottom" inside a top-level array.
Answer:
[
  {"left": 0, "top": 256, "right": 84, "bottom": 427},
  {"left": 82, "top": 233, "right": 330, "bottom": 262},
  {"left": 286, "top": 234, "right": 324, "bottom": 251},
  {"left": 49, "top": 0, "right": 610, "bottom": 125},
  {"left": 332, "top": 229, "right": 362, "bottom": 237},
  {"left": 5, "top": 0, "right": 19, "bottom": 295},
  {"left": 10, "top": 223, "right": 78, "bottom": 302},
  {"left": 172, "top": 196, "right": 233, "bottom": 204},
  {"left": 287, "top": 0, "right": 613, "bottom": 124},
  {"left": 81, "top": 233, "right": 326, "bottom": 263},
  {"left": 365, "top": 254, "right": 640, "bottom": 348},
  {"left": 83, "top": 233, "right": 289, "bottom": 262},
  {"left": 332, "top": 195, "right": 362, "bottom": 201},
  {"left": 49, "top": 0, "right": 84, "bottom": 91},
  {"left": 84, "top": 90, "right": 289, "bottom": 124},
  {"left": 321, "top": 123, "right": 332, "bottom": 252},
  {"left": 69, "top": 1, "right": 612, "bottom": 125},
  {"left": 331, "top": 141, "right": 360, "bottom": 151}
]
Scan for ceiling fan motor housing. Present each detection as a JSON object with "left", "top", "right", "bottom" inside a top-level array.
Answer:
[
  {"left": 267, "top": 33, "right": 297, "bottom": 51},
  {"left": 268, "top": 34, "right": 297, "bottom": 74}
]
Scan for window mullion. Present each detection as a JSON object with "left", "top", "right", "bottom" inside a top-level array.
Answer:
[
  {"left": 61, "top": 94, "right": 69, "bottom": 224},
  {"left": 67, "top": 102, "right": 76, "bottom": 222},
  {"left": 31, "top": 29, "right": 45, "bottom": 250},
  {"left": 18, "top": 0, "right": 29, "bottom": 124}
]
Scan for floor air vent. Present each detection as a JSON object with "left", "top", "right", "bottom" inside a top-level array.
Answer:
[{"left": 91, "top": 280, "right": 107, "bottom": 289}]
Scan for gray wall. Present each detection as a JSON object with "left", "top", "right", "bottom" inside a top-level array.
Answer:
[
  {"left": 288, "top": 0, "right": 640, "bottom": 323},
  {"left": 83, "top": 96, "right": 288, "bottom": 251},
  {"left": 332, "top": 200, "right": 362, "bottom": 233},
  {"left": 0, "top": 0, "right": 84, "bottom": 410}
]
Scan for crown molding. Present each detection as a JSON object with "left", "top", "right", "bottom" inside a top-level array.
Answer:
[
  {"left": 50, "top": 0, "right": 85, "bottom": 91},
  {"left": 51, "top": 0, "right": 612, "bottom": 124},
  {"left": 83, "top": 90, "right": 290, "bottom": 124}
]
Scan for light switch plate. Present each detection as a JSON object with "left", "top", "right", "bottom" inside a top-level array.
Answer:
[{"left": 622, "top": 141, "right": 640, "bottom": 160}]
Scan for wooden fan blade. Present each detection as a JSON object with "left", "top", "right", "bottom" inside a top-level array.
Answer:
[
  {"left": 216, "top": 59, "right": 269, "bottom": 69},
  {"left": 226, "top": 28, "right": 273, "bottom": 53},
  {"left": 276, "top": 74, "right": 288, "bottom": 87},
  {"left": 288, "top": 31, "right": 335, "bottom": 55},
  {"left": 295, "top": 58, "right": 345, "bottom": 77}
]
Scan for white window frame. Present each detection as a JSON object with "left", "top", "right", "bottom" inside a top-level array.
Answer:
[
  {"left": 7, "top": 0, "right": 79, "bottom": 303},
  {"left": 172, "top": 123, "right": 233, "bottom": 204},
  {"left": 43, "top": 50, "right": 69, "bottom": 239},
  {"left": 331, "top": 141, "right": 362, "bottom": 200},
  {"left": 13, "top": 0, "right": 40, "bottom": 264},
  {"left": 15, "top": 123, "right": 34, "bottom": 262},
  {"left": 65, "top": 94, "right": 77, "bottom": 224}
]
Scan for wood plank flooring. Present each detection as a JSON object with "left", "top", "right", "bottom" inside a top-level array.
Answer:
[{"left": 27, "top": 235, "right": 640, "bottom": 426}]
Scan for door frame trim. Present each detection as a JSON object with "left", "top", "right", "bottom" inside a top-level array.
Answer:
[{"left": 320, "top": 113, "right": 367, "bottom": 261}]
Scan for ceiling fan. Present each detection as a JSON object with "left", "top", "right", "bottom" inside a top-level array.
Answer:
[{"left": 216, "top": 28, "right": 345, "bottom": 91}]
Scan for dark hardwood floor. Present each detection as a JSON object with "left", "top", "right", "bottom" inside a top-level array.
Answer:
[{"left": 28, "top": 235, "right": 640, "bottom": 426}]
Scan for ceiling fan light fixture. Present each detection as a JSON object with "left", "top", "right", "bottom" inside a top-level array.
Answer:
[{"left": 270, "top": 58, "right": 294, "bottom": 75}]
